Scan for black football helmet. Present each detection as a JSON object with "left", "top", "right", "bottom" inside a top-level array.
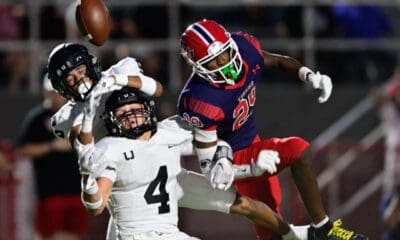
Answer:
[
  {"left": 102, "top": 87, "right": 157, "bottom": 139},
  {"left": 47, "top": 43, "right": 102, "bottom": 101}
]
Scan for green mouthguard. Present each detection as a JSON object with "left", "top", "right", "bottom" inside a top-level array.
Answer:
[{"left": 221, "top": 64, "right": 239, "bottom": 80}]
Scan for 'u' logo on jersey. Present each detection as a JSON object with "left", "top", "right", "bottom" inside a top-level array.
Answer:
[{"left": 123, "top": 150, "right": 135, "bottom": 160}]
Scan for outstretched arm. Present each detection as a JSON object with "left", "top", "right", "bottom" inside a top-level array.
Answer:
[
  {"left": 110, "top": 74, "right": 163, "bottom": 97},
  {"left": 263, "top": 51, "right": 303, "bottom": 77},
  {"left": 263, "top": 50, "right": 333, "bottom": 103},
  {"left": 106, "top": 57, "right": 163, "bottom": 97},
  {"left": 73, "top": 91, "right": 116, "bottom": 216}
]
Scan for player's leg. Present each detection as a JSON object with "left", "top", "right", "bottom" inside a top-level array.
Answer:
[
  {"left": 233, "top": 144, "right": 283, "bottom": 240},
  {"left": 246, "top": 137, "right": 368, "bottom": 240},
  {"left": 234, "top": 175, "right": 282, "bottom": 240},
  {"left": 177, "top": 169, "right": 305, "bottom": 239}
]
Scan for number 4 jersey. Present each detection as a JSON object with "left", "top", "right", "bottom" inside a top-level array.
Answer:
[
  {"left": 94, "top": 118, "right": 194, "bottom": 237},
  {"left": 177, "top": 32, "right": 264, "bottom": 152}
]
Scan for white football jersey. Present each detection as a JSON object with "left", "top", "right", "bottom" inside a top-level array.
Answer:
[
  {"left": 51, "top": 57, "right": 143, "bottom": 141},
  {"left": 95, "top": 120, "right": 193, "bottom": 237}
]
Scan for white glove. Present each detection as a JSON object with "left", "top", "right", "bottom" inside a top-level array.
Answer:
[
  {"left": 84, "top": 89, "right": 103, "bottom": 119},
  {"left": 210, "top": 158, "right": 235, "bottom": 191},
  {"left": 78, "top": 85, "right": 105, "bottom": 133},
  {"left": 251, "top": 150, "right": 280, "bottom": 176},
  {"left": 308, "top": 72, "right": 333, "bottom": 103},
  {"left": 73, "top": 137, "right": 95, "bottom": 175},
  {"left": 74, "top": 138, "right": 114, "bottom": 178}
]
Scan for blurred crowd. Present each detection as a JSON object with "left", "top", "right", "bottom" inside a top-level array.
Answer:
[
  {"left": 1, "top": 1, "right": 400, "bottom": 93},
  {"left": 1, "top": 1, "right": 400, "bottom": 239}
]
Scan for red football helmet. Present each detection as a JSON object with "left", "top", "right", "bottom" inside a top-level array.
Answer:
[{"left": 181, "top": 19, "right": 243, "bottom": 84}]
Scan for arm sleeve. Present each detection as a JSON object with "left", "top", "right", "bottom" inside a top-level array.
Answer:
[
  {"left": 105, "top": 57, "right": 143, "bottom": 76},
  {"left": 178, "top": 95, "right": 222, "bottom": 133},
  {"left": 194, "top": 128, "right": 217, "bottom": 143},
  {"left": 91, "top": 141, "right": 118, "bottom": 182}
]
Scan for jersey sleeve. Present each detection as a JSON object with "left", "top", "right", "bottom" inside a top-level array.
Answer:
[
  {"left": 233, "top": 31, "right": 263, "bottom": 56},
  {"left": 93, "top": 140, "right": 118, "bottom": 182},
  {"left": 178, "top": 94, "right": 223, "bottom": 132},
  {"left": 103, "top": 57, "right": 143, "bottom": 76},
  {"left": 51, "top": 102, "right": 83, "bottom": 139}
]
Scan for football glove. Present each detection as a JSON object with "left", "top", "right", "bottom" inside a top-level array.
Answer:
[
  {"left": 210, "top": 157, "right": 235, "bottom": 191},
  {"left": 299, "top": 66, "right": 333, "bottom": 103},
  {"left": 308, "top": 72, "right": 333, "bottom": 103},
  {"left": 73, "top": 138, "right": 110, "bottom": 178},
  {"left": 251, "top": 150, "right": 280, "bottom": 176}
]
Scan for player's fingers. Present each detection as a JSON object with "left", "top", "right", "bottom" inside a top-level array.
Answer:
[
  {"left": 318, "top": 76, "right": 332, "bottom": 103},
  {"left": 273, "top": 155, "right": 280, "bottom": 164}
]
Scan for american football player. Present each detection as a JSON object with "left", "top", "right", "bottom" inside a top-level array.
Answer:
[
  {"left": 47, "top": 42, "right": 163, "bottom": 143},
  {"left": 46, "top": 45, "right": 308, "bottom": 239},
  {"left": 77, "top": 87, "right": 309, "bottom": 240},
  {"left": 178, "top": 19, "right": 367, "bottom": 240}
]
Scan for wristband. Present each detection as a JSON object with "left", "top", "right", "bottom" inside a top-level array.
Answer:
[
  {"left": 298, "top": 66, "right": 313, "bottom": 82},
  {"left": 82, "top": 195, "right": 103, "bottom": 210},
  {"left": 139, "top": 75, "right": 157, "bottom": 96},
  {"left": 114, "top": 74, "right": 129, "bottom": 86},
  {"left": 213, "top": 145, "right": 233, "bottom": 163}
]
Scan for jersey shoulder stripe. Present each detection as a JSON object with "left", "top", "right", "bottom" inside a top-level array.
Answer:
[{"left": 181, "top": 95, "right": 225, "bottom": 122}]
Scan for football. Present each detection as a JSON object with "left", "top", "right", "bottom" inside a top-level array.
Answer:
[{"left": 75, "top": 0, "right": 111, "bottom": 46}]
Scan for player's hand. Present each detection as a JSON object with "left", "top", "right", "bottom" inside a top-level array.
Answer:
[
  {"left": 210, "top": 158, "right": 234, "bottom": 191},
  {"left": 308, "top": 72, "right": 333, "bottom": 103},
  {"left": 74, "top": 138, "right": 109, "bottom": 177},
  {"left": 74, "top": 137, "right": 95, "bottom": 174},
  {"left": 251, "top": 150, "right": 280, "bottom": 176},
  {"left": 83, "top": 85, "right": 105, "bottom": 119}
]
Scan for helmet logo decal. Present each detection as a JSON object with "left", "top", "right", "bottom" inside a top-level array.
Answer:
[{"left": 208, "top": 41, "right": 223, "bottom": 55}]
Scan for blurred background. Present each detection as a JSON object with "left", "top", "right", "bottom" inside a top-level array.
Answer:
[{"left": 1, "top": 0, "right": 400, "bottom": 239}]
